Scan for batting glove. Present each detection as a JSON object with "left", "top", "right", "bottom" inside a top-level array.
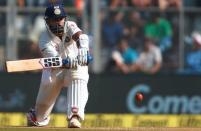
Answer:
[
  {"left": 77, "top": 34, "right": 89, "bottom": 66},
  {"left": 63, "top": 56, "right": 78, "bottom": 69},
  {"left": 78, "top": 48, "right": 88, "bottom": 66}
]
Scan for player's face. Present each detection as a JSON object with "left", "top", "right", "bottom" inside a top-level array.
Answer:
[
  {"left": 47, "top": 17, "right": 65, "bottom": 37},
  {"left": 119, "top": 40, "right": 128, "bottom": 52}
]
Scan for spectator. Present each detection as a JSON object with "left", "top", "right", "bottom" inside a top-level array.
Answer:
[
  {"left": 126, "top": 11, "right": 144, "bottom": 29},
  {"left": 107, "top": 38, "right": 138, "bottom": 74},
  {"left": 144, "top": 13, "right": 173, "bottom": 52},
  {"left": 124, "top": 11, "right": 145, "bottom": 50},
  {"left": 17, "top": 0, "right": 25, "bottom": 7},
  {"left": 130, "top": 0, "right": 153, "bottom": 8},
  {"left": 158, "top": 0, "right": 182, "bottom": 11},
  {"left": 109, "top": 0, "right": 129, "bottom": 9},
  {"left": 102, "top": 11, "right": 124, "bottom": 48},
  {"left": 186, "top": 32, "right": 201, "bottom": 72},
  {"left": 131, "top": 38, "right": 162, "bottom": 74}
]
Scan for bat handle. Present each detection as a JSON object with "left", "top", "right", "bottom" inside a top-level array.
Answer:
[{"left": 62, "top": 54, "right": 93, "bottom": 66}]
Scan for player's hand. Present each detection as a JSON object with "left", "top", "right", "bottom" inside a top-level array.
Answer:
[
  {"left": 78, "top": 48, "right": 88, "bottom": 66},
  {"left": 63, "top": 56, "right": 78, "bottom": 69},
  {"left": 76, "top": 34, "right": 89, "bottom": 66}
]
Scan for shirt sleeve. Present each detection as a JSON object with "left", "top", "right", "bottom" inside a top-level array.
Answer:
[
  {"left": 39, "top": 31, "right": 59, "bottom": 57},
  {"left": 136, "top": 53, "right": 144, "bottom": 65},
  {"left": 66, "top": 21, "right": 82, "bottom": 37},
  {"left": 112, "top": 50, "right": 123, "bottom": 64}
]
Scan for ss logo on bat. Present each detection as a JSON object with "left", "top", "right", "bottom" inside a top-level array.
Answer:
[{"left": 40, "top": 57, "right": 62, "bottom": 68}]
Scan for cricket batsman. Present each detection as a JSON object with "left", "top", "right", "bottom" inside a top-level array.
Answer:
[{"left": 27, "top": 2, "right": 90, "bottom": 128}]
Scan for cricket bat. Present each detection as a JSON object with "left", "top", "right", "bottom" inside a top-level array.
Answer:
[
  {"left": 6, "top": 55, "right": 93, "bottom": 73},
  {"left": 6, "top": 57, "right": 63, "bottom": 72}
]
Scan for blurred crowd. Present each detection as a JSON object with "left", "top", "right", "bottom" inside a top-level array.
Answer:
[
  {"left": 0, "top": 0, "right": 201, "bottom": 74},
  {"left": 102, "top": 10, "right": 172, "bottom": 74},
  {"left": 99, "top": 0, "right": 201, "bottom": 74},
  {"left": 105, "top": 0, "right": 181, "bottom": 11}
]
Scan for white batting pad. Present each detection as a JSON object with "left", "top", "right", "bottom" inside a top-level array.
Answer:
[{"left": 67, "top": 79, "right": 88, "bottom": 120}]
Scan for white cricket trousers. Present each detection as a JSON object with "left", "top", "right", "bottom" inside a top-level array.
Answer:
[{"left": 35, "top": 65, "right": 89, "bottom": 122}]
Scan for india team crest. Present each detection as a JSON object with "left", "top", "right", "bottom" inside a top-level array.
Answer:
[{"left": 54, "top": 8, "right": 61, "bottom": 15}]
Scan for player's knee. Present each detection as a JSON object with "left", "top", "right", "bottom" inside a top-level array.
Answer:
[{"left": 71, "top": 66, "right": 89, "bottom": 82}]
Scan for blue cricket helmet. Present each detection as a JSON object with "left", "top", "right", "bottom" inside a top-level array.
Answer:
[{"left": 44, "top": 4, "right": 67, "bottom": 20}]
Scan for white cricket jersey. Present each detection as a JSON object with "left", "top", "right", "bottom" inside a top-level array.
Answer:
[
  {"left": 136, "top": 45, "right": 162, "bottom": 71},
  {"left": 38, "top": 21, "right": 81, "bottom": 58}
]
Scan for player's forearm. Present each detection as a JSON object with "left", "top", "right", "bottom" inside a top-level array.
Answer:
[
  {"left": 130, "top": 63, "right": 140, "bottom": 72},
  {"left": 72, "top": 31, "right": 89, "bottom": 49},
  {"left": 149, "top": 63, "right": 161, "bottom": 74},
  {"left": 72, "top": 31, "right": 82, "bottom": 43},
  {"left": 115, "top": 61, "right": 129, "bottom": 74}
]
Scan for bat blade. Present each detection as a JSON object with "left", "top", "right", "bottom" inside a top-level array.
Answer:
[
  {"left": 6, "top": 57, "right": 63, "bottom": 72},
  {"left": 6, "top": 58, "right": 42, "bottom": 72}
]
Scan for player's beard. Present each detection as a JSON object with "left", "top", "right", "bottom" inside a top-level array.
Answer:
[{"left": 49, "top": 24, "right": 64, "bottom": 38}]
